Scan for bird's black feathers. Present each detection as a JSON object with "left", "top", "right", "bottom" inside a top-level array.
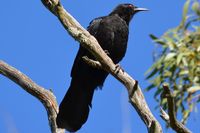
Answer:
[{"left": 56, "top": 3, "right": 147, "bottom": 132}]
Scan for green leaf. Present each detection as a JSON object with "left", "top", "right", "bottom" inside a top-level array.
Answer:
[
  {"left": 187, "top": 86, "right": 200, "bottom": 93},
  {"left": 145, "top": 64, "right": 156, "bottom": 76},
  {"left": 149, "top": 34, "right": 158, "bottom": 40},
  {"left": 182, "top": 57, "right": 188, "bottom": 67},
  {"left": 160, "top": 98, "right": 167, "bottom": 105},
  {"left": 145, "top": 56, "right": 165, "bottom": 78},
  {"left": 145, "top": 84, "right": 156, "bottom": 91},
  {"left": 194, "top": 76, "right": 200, "bottom": 84},
  {"left": 149, "top": 34, "right": 166, "bottom": 45},
  {"left": 164, "top": 52, "right": 176, "bottom": 61},
  {"left": 146, "top": 68, "right": 158, "bottom": 79},
  {"left": 153, "top": 76, "right": 163, "bottom": 86},
  {"left": 192, "top": 1, "right": 200, "bottom": 15},
  {"left": 179, "top": 0, "right": 190, "bottom": 29},
  {"left": 154, "top": 87, "right": 163, "bottom": 99},
  {"left": 167, "top": 41, "right": 177, "bottom": 51},
  {"left": 163, "top": 70, "right": 172, "bottom": 77},
  {"left": 176, "top": 53, "right": 184, "bottom": 65},
  {"left": 179, "top": 70, "right": 189, "bottom": 75},
  {"left": 181, "top": 110, "right": 190, "bottom": 124},
  {"left": 197, "top": 45, "right": 200, "bottom": 52}
]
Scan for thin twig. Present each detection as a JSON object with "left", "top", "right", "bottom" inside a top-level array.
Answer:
[
  {"left": 160, "top": 107, "right": 170, "bottom": 123},
  {"left": 82, "top": 56, "right": 103, "bottom": 69}
]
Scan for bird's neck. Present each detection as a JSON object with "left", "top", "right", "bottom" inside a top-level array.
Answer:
[{"left": 109, "top": 13, "right": 132, "bottom": 25}]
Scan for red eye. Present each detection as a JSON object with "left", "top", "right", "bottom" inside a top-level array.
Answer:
[{"left": 128, "top": 4, "right": 133, "bottom": 8}]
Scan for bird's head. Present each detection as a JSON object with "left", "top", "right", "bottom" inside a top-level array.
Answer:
[{"left": 110, "top": 4, "right": 148, "bottom": 24}]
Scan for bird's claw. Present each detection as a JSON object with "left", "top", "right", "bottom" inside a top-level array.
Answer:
[
  {"left": 104, "top": 50, "right": 110, "bottom": 55},
  {"left": 114, "top": 64, "right": 124, "bottom": 74},
  {"left": 45, "top": 0, "right": 52, "bottom": 5}
]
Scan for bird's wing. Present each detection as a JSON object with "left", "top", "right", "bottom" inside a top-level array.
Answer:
[
  {"left": 70, "top": 17, "right": 104, "bottom": 77},
  {"left": 87, "top": 17, "right": 104, "bottom": 35},
  {"left": 89, "top": 15, "right": 124, "bottom": 63}
]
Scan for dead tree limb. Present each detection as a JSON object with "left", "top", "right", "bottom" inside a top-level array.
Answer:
[
  {"left": 0, "top": 61, "right": 65, "bottom": 133},
  {"left": 161, "top": 83, "right": 192, "bottom": 133},
  {"left": 41, "top": 1, "right": 163, "bottom": 132}
]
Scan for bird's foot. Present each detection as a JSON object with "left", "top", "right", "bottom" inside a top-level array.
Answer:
[
  {"left": 46, "top": 0, "right": 52, "bottom": 5},
  {"left": 114, "top": 64, "right": 124, "bottom": 74}
]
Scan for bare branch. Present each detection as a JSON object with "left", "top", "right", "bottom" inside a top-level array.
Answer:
[
  {"left": 0, "top": 60, "right": 65, "bottom": 133},
  {"left": 41, "top": 1, "right": 163, "bottom": 132},
  {"left": 161, "top": 83, "right": 192, "bottom": 133},
  {"left": 82, "top": 56, "right": 103, "bottom": 69},
  {"left": 160, "top": 107, "right": 170, "bottom": 123}
]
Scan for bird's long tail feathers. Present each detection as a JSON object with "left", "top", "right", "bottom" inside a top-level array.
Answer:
[{"left": 56, "top": 78, "right": 95, "bottom": 132}]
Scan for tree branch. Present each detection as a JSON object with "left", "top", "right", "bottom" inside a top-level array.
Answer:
[
  {"left": 160, "top": 107, "right": 170, "bottom": 123},
  {"left": 161, "top": 83, "right": 192, "bottom": 133},
  {"left": 41, "top": 1, "right": 163, "bottom": 132},
  {"left": 82, "top": 56, "right": 103, "bottom": 69},
  {"left": 0, "top": 60, "right": 65, "bottom": 133}
]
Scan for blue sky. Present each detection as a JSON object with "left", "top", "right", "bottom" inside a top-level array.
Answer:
[{"left": 0, "top": 0, "right": 199, "bottom": 133}]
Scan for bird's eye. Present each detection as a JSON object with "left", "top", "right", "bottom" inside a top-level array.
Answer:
[{"left": 128, "top": 4, "right": 133, "bottom": 8}]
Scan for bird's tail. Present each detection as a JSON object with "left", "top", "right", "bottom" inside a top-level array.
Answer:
[{"left": 56, "top": 78, "right": 95, "bottom": 132}]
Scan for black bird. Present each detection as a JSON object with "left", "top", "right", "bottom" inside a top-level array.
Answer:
[{"left": 56, "top": 3, "right": 147, "bottom": 132}]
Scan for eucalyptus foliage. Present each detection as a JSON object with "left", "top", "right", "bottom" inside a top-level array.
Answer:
[{"left": 146, "top": 0, "right": 200, "bottom": 124}]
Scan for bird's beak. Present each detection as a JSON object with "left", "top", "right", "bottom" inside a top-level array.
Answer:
[{"left": 135, "top": 7, "right": 149, "bottom": 12}]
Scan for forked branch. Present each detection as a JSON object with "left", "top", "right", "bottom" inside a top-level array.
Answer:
[
  {"left": 0, "top": 61, "right": 64, "bottom": 133},
  {"left": 160, "top": 84, "right": 192, "bottom": 133}
]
